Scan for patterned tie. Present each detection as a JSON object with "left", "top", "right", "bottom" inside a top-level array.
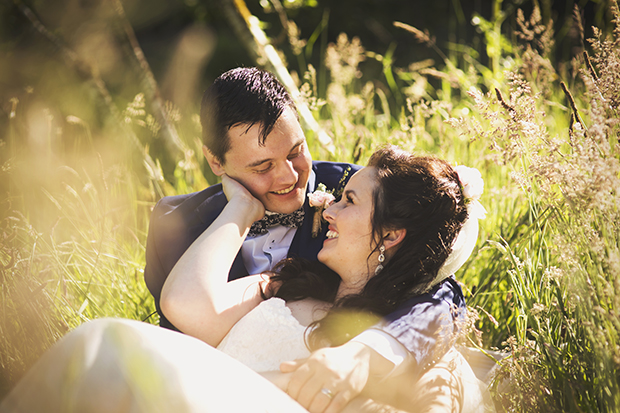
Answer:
[{"left": 248, "top": 207, "right": 305, "bottom": 237}]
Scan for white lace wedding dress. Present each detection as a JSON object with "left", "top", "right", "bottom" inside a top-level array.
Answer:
[
  {"left": 217, "top": 297, "right": 311, "bottom": 372},
  {"left": 217, "top": 297, "right": 494, "bottom": 413}
]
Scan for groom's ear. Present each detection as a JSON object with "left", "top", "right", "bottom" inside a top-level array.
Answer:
[
  {"left": 383, "top": 229, "right": 406, "bottom": 251},
  {"left": 203, "top": 145, "right": 225, "bottom": 176}
]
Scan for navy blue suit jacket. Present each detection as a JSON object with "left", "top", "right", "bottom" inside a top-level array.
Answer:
[{"left": 144, "top": 160, "right": 465, "bottom": 370}]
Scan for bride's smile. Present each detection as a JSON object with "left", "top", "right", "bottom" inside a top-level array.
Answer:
[
  {"left": 325, "top": 228, "right": 339, "bottom": 239},
  {"left": 317, "top": 167, "right": 381, "bottom": 294}
]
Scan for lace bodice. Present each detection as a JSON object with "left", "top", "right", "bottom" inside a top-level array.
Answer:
[{"left": 217, "top": 298, "right": 311, "bottom": 372}]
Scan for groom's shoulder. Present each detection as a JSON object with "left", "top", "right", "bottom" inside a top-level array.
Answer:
[
  {"left": 152, "top": 183, "right": 224, "bottom": 220},
  {"left": 312, "top": 160, "right": 362, "bottom": 173},
  {"left": 312, "top": 160, "right": 362, "bottom": 188}
]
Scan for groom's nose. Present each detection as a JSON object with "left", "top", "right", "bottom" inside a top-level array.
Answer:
[{"left": 274, "top": 159, "right": 298, "bottom": 184}]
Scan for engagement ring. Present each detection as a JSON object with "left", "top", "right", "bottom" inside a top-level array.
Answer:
[{"left": 320, "top": 388, "right": 334, "bottom": 399}]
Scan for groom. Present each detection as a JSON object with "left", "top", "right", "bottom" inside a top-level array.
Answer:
[{"left": 144, "top": 67, "right": 466, "bottom": 412}]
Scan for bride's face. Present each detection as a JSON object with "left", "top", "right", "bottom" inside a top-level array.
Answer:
[{"left": 317, "top": 167, "right": 381, "bottom": 294}]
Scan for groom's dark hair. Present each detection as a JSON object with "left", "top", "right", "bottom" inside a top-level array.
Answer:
[{"left": 200, "top": 67, "right": 298, "bottom": 164}]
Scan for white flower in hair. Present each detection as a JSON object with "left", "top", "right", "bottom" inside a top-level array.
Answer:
[{"left": 454, "top": 165, "right": 484, "bottom": 201}]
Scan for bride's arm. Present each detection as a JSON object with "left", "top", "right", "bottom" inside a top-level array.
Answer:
[{"left": 160, "top": 174, "right": 267, "bottom": 347}]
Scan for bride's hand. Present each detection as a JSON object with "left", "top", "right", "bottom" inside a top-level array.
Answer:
[
  {"left": 281, "top": 342, "right": 373, "bottom": 413},
  {"left": 221, "top": 174, "right": 265, "bottom": 223}
]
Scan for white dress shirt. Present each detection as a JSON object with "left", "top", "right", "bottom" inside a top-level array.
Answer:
[{"left": 242, "top": 226, "right": 297, "bottom": 274}]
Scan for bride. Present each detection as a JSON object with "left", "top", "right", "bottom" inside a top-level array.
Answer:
[{"left": 0, "top": 146, "right": 490, "bottom": 413}]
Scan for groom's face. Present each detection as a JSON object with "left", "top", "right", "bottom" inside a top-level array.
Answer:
[{"left": 205, "top": 108, "right": 312, "bottom": 214}]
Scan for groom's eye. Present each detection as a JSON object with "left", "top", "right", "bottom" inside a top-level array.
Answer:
[
  {"left": 287, "top": 146, "right": 302, "bottom": 159},
  {"left": 255, "top": 163, "right": 274, "bottom": 174}
]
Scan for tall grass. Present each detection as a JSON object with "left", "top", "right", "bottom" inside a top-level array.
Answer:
[
  {"left": 1, "top": 1, "right": 619, "bottom": 411},
  {"left": 443, "top": 3, "right": 620, "bottom": 409},
  {"left": 0, "top": 128, "right": 155, "bottom": 395}
]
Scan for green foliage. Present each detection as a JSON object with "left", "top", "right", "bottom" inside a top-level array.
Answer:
[{"left": 445, "top": 2, "right": 620, "bottom": 410}]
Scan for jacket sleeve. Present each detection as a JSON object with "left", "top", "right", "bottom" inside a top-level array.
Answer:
[
  {"left": 144, "top": 198, "right": 172, "bottom": 305},
  {"left": 143, "top": 185, "right": 226, "bottom": 330},
  {"left": 378, "top": 277, "right": 466, "bottom": 371},
  {"left": 144, "top": 197, "right": 182, "bottom": 330}
]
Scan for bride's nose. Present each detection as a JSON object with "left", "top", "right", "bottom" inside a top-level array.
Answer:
[{"left": 323, "top": 201, "right": 339, "bottom": 222}]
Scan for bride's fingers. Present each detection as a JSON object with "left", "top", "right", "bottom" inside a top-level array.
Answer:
[
  {"left": 309, "top": 387, "right": 352, "bottom": 413},
  {"left": 280, "top": 359, "right": 303, "bottom": 373},
  {"left": 295, "top": 375, "right": 325, "bottom": 410},
  {"left": 307, "top": 387, "right": 334, "bottom": 413},
  {"left": 324, "top": 390, "right": 352, "bottom": 413},
  {"left": 220, "top": 175, "right": 265, "bottom": 220},
  {"left": 285, "top": 362, "right": 313, "bottom": 400}
]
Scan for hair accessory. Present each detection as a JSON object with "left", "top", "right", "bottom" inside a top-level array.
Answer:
[
  {"left": 431, "top": 165, "right": 487, "bottom": 287},
  {"left": 375, "top": 245, "right": 385, "bottom": 275},
  {"left": 454, "top": 165, "right": 485, "bottom": 202}
]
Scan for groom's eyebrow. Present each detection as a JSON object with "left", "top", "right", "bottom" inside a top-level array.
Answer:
[
  {"left": 245, "top": 138, "right": 305, "bottom": 169},
  {"left": 247, "top": 158, "right": 272, "bottom": 168}
]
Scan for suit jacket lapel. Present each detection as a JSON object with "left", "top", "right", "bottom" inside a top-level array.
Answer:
[{"left": 288, "top": 188, "right": 326, "bottom": 262}]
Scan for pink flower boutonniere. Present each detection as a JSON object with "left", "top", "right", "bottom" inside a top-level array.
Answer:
[{"left": 308, "top": 183, "right": 336, "bottom": 238}]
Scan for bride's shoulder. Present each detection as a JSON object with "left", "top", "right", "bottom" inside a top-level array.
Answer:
[{"left": 284, "top": 298, "right": 330, "bottom": 327}]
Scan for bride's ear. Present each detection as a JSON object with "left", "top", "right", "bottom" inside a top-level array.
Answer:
[{"left": 383, "top": 228, "right": 406, "bottom": 251}]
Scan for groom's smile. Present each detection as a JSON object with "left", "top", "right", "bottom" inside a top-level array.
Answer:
[
  {"left": 204, "top": 107, "right": 312, "bottom": 215},
  {"left": 272, "top": 183, "right": 296, "bottom": 195}
]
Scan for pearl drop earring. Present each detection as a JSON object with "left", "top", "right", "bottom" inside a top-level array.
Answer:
[{"left": 375, "top": 245, "right": 385, "bottom": 275}]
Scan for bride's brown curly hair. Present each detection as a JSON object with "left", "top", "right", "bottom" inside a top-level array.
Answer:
[{"left": 269, "top": 145, "right": 469, "bottom": 350}]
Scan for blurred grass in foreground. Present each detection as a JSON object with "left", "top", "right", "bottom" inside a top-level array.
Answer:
[{"left": 2, "top": 0, "right": 620, "bottom": 411}]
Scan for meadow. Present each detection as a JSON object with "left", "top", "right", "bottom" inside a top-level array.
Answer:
[{"left": 1, "top": 0, "right": 619, "bottom": 411}]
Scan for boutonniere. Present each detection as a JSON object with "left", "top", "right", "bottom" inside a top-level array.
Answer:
[{"left": 308, "top": 183, "right": 336, "bottom": 238}]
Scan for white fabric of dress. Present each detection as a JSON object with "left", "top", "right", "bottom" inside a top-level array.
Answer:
[
  {"left": 0, "top": 317, "right": 309, "bottom": 413},
  {"left": 217, "top": 297, "right": 311, "bottom": 372},
  {"left": 217, "top": 298, "right": 495, "bottom": 413}
]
